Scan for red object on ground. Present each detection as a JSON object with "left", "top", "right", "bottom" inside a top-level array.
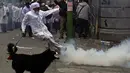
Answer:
[{"left": 7, "top": 56, "right": 12, "bottom": 60}]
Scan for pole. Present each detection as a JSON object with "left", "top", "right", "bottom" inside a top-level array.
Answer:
[
  {"left": 66, "top": 0, "right": 74, "bottom": 42},
  {"left": 97, "top": 0, "right": 101, "bottom": 39}
]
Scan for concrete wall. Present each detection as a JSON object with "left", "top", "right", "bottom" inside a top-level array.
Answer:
[{"left": 99, "top": 0, "right": 130, "bottom": 41}]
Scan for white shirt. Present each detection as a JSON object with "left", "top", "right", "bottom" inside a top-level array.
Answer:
[
  {"left": 21, "top": 8, "right": 59, "bottom": 38},
  {"left": 0, "top": 6, "right": 9, "bottom": 24},
  {"left": 17, "top": 7, "right": 23, "bottom": 22},
  {"left": 3, "top": 6, "right": 9, "bottom": 24},
  {"left": 12, "top": 5, "right": 21, "bottom": 22}
]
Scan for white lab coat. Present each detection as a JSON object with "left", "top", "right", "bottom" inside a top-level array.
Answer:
[
  {"left": 12, "top": 5, "right": 20, "bottom": 22},
  {"left": 0, "top": 7, "right": 4, "bottom": 32},
  {"left": 19, "top": 7, "right": 24, "bottom": 22},
  {"left": 0, "top": 6, "right": 9, "bottom": 24},
  {"left": 51, "top": 8, "right": 60, "bottom": 24},
  {"left": 22, "top": 8, "right": 64, "bottom": 51},
  {"left": 3, "top": 6, "right": 9, "bottom": 24},
  {"left": 22, "top": 8, "right": 59, "bottom": 38},
  {"left": 11, "top": 5, "right": 22, "bottom": 29},
  {"left": 15, "top": 7, "right": 22, "bottom": 23},
  {"left": 0, "top": 6, "right": 9, "bottom": 32}
]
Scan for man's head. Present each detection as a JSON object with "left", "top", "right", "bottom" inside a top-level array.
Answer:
[
  {"left": 30, "top": 2, "right": 40, "bottom": 14},
  {"left": 41, "top": 3, "right": 45, "bottom": 6},
  {"left": 25, "top": 2, "right": 30, "bottom": 8},
  {"left": 46, "top": 1, "right": 50, "bottom": 5}
]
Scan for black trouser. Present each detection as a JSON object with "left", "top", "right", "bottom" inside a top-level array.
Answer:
[
  {"left": 45, "top": 23, "right": 51, "bottom": 32},
  {"left": 53, "top": 20, "right": 60, "bottom": 33},
  {"left": 14, "top": 22, "right": 21, "bottom": 29},
  {"left": 1, "top": 24, "right": 7, "bottom": 32},
  {"left": 77, "top": 18, "right": 89, "bottom": 37},
  {"left": 22, "top": 25, "right": 33, "bottom": 37}
]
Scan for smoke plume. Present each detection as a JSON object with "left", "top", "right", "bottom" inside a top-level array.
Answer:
[{"left": 60, "top": 39, "right": 130, "bottom": 68}]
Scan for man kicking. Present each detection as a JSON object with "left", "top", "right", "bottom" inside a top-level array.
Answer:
[{"left": 21, "top": 2, "right": 66, "bottom": 52}]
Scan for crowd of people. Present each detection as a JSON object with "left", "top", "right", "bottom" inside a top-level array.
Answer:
[
  {"left": 0, "top": 0, "right": 90, "bottom": 39},
  {"left": 0, "top": 0, "right": 90, "bottom": 53}
]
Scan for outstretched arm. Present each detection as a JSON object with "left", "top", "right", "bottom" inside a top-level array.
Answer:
[{"left": 42, "top": 8, "right": 59, "bottom": 17}]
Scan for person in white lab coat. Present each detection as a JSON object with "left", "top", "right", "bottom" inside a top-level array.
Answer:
[
  {"left": 17, "top": 7, "right": 23, "bottom": 28},
  {"left": 12, "top": 5, "right": 21, "bottom": 29},
  {"left": 21, "top": 2, "right": 66, "bottom": 52},
  {"left": 0, "top": 3, "right": 9, "bottom": 32},
  {"left": 22, "top": 2, "right": 33, "bottom": 37}
]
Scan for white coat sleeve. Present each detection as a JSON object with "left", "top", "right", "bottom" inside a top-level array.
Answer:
[
  {"left": 3, "top": 7, "right": 8, "bottom": 16},
  {"left": 21, "top": 14, "right": 29, "bottom": 33},
  {"left": 42, "top": 8, "right": 59, "bottom": 17},
  {"left": 46, "top": 5, "right": 52, "bottom": 10},
  {"left": 22, "top": 8, "right": 26, "bottom": 15}
]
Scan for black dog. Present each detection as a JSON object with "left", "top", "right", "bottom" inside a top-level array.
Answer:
[{"left": 7, "top": 43, "right": 59, "bottom": 73}]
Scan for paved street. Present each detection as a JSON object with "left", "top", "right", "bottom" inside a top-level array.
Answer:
[{"left": 0, "top": 29, "right": 130, "bottom": 73}]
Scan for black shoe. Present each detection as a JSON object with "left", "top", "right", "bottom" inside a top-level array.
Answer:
[{"left": 22, "top": 33, "right": 26, "bottom": 37}]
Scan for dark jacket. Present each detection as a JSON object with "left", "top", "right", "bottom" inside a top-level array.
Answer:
[{"left": 54, "top": 0, "right": 67, "bottom": 17}]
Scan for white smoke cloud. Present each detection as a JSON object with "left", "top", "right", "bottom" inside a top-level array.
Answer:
[{"left": 60, "top": 39, "right": 130, "bottom": 68}]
